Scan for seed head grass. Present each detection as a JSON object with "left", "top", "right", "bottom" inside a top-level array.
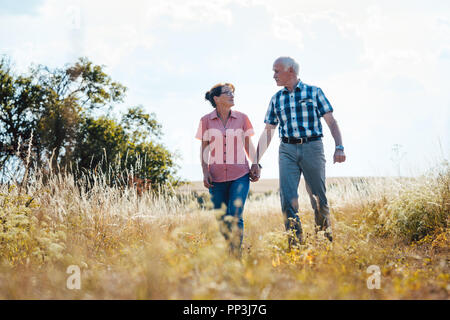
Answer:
[{"left": 0, "top": 163, "right": 448, "bottom": 299}]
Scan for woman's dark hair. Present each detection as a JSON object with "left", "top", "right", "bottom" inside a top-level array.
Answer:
[{"left": 204, "top": 83, "right": 235, "bottom": 108}]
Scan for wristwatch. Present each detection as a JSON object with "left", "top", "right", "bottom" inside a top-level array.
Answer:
[
  {"left": 253, "top": 163, "right": 262, "bottom": 168},
  {"left": 335, "top": 145, "right": 344, "bottom": 151}
]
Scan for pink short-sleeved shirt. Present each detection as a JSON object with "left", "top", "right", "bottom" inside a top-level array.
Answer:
[{"left": 196, "top": 110, "right": 255, "bottom": 182}]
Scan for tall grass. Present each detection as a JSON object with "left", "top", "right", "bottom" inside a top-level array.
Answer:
[
  {"left": 0, "top": 161, "right": 448, "bottom": 299},
  {"left": 363, "top": 162, "right": 449, "bottom": 242}
]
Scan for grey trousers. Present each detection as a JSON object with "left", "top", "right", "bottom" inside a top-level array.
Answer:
[{"left": 278, "top": 139, "right": 331, "bottom": 245}]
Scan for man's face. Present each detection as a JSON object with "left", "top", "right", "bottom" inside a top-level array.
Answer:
[{"left": 273, "top": 61, "right": 294, "bottom": 87}]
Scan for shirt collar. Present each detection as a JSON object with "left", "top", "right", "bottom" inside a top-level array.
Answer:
[
  {"left": 282, "top": 79, "right": 303, "bottom": 93},
  {"left": 209, "top": 109, "right": 237, "bottom": 119}
]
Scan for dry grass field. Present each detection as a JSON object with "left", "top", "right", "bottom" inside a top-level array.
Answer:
[{"left": 0, "top": 165, "right": 448, "bottom": 299}]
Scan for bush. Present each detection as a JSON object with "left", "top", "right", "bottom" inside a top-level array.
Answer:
[
  {"left": 0, "top": 186, "right": 66, "bottom": 266},
  {"left": 365, "top": 162, "right": 449, "bottom": 242}
]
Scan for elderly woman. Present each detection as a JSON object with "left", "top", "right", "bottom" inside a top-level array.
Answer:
[{"left": 195, "top": 83, "right": 260, "bottom": 257}]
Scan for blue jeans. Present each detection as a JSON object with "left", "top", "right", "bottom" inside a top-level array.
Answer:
[{"left": 209, "top": 173, "right": 250, "bottom": 256}]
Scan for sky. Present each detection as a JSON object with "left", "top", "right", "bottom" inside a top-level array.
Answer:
[{"left": 1, "top": 0, "right": 449, "bottom": 181}]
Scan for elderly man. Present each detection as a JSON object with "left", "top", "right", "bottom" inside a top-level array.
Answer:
[{"left": 251, "top": 56, "right": 346, "bottom": 247}]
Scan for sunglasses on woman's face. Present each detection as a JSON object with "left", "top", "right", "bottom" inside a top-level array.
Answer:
[{"left": 221, "top": 90, "right": 234, "bottom": 97}]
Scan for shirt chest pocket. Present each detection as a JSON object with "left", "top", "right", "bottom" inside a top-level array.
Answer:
[{"left": 294, "top": 98, "right": 312, "bottom": 114}]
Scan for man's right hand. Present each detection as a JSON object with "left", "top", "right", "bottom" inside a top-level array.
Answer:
[
  {"left": 203, "top": 171, "right": 213, "bottom": 188},
  {"left": 250, "top": 164, "right": 261, "bottom": 182}
]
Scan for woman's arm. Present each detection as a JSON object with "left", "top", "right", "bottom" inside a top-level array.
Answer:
[
  {"left": 200, "top": 140, "right": 213, "bottom": 188},
  {"left": 244, "top": 135, "right": 257, "bottom": 163}
]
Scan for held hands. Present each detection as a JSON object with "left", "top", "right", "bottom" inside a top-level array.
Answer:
[
  {"left": 250, "top": 164, "right": 261, "bottom": 182},
  {"left": 333, "top": 149, "right": 346, "bottom": 163},
  {"left": 203, "top": 165, "right": 261, "bottom": 188}
]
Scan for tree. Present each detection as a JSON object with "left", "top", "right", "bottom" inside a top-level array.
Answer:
[
  {"left": 73, "top": 106, "right": 179, "bottom": 189},
  {"left": 0, "top": 56, "right": 45, "bottom": 170},
  {"left": 0, "top": 56, "right": 180, "bottom": 188},
  {"left": 0, "top": 56, "right": 126, "bottom": 170}
]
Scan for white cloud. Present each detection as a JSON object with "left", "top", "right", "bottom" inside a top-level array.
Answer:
[
  {"left": 254, "top": 1, "right": 449, "bottom": 85},
  {"left": 145, "top": 0, "right": 234, "bottom": 27},
  {"left": 1, "top": 0, "right": 448, "bottom": 180}
]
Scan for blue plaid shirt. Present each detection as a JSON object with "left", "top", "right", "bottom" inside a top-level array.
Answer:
[{"left": 264, "top": 80, "right": 333, "bottom": 138}]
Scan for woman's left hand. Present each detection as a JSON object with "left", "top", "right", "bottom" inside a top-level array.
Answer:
[{"left": 203, "top": 171, "right": 214, "bottom": 188}]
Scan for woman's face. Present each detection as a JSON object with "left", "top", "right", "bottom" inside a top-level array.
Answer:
[{"left": 214, "top": 85, "right": 234, "bottom": 108}]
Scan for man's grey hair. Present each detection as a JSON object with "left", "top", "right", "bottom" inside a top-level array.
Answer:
[{"left": 274, "top": 56, "right": 299, "bottom": 75}]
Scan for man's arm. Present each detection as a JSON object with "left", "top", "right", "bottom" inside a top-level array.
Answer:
[
  {"left": 323, "top": 112, "right": 346, "bottom": 163},
  {"left": 255, "top": 123, "right": 277, "bottom": 164}
]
